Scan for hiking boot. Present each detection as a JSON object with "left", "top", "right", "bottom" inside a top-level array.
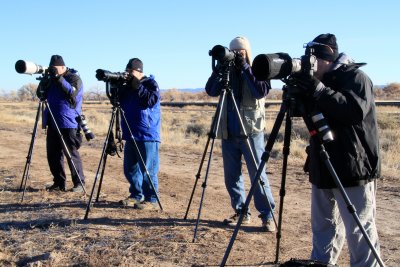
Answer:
[
  {"left": 262, "top": 219, "right": 276, "bottom": 232},
  {"left": 119, "top": 197, "right": 141, "bottom": 207},
  {"left": 223, "top": 212, "right": 251, "bottom": 226},
  {"left": 134, "top": 201, "right": 159, "bottom": 211},
  {"left": 71, "top": 184, "right": 85, "bottom": 193},
  {"left": 46, "top": 183, "right": 66, "bottom": 192}
]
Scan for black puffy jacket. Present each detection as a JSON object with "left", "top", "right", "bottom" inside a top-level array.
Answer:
[{"left": 308, "top": 60, "right": 381, "bottom": 188}]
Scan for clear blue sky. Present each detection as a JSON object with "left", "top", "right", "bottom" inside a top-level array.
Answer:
[{"left": 1, "top": 0, "right": 398, "bottom": 93}]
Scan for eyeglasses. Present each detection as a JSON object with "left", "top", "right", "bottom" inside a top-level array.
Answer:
[{"left": 304, "top": 41, "right": 334, "bottom": 54}]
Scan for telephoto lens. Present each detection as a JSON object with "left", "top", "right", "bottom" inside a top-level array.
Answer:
[
  {"left": 311, "top": 111, "right": 333, "bottom": 143},
  {"left": 15, "top": 60, "right": 47, "bottom": 74},
  {"left": 76, "top": 115, "right": 95, "bottom": 141}
]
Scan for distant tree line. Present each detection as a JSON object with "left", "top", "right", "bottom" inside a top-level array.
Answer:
[{"left": 1, "top": 82, "right": 400, "bottom": 102}]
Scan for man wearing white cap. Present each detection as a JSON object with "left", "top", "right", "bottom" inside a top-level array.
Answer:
[{"left": 205, "top": 36, "right": 275, "bottom": 232}]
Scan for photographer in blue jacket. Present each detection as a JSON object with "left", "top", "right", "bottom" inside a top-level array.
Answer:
[
  {"left": 40, "top": 55, "right": 86, "bottom": 193},
  {"left": 118, "top": 58, "right": 161, "bottom": 210}
]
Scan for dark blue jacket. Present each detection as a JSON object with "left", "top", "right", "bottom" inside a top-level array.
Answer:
[
  {"left": 43, "top": 68, "right": 83, "bottom": 129},
  {"left": 119, "top": 75, "right": 161, "bottom": 142}
]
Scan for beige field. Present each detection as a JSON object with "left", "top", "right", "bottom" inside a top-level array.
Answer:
[{"left": 0, "top": 101, "right": 399, "bottom": 266}]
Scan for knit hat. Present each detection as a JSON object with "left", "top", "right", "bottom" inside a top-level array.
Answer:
[
  {"left": 126, "top": 58, "right": 143, "bottom": 72},
  {"left": 49, "top": 55, "right": 65, "bottom": 66},
  {"left": 308, "top": 33, "right": 339, "bottom": 62},
  {"left": 229, "top": 36, "right": 252, "bottom": 64}
]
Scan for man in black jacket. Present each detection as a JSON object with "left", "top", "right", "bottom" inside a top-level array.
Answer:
[{"left": 293, "top": 34, "right": 381, "bottom": 266}]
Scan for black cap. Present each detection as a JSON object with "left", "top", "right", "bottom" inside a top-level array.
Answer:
[
  {"left": 126, "top": 58, "right": 143, "bottom": 72},
  {"left": 309, "top": 33, "right": 339, "bottom": 62},
  {"left": 49, "top": 55, "right": 65, "bottom": 66}
]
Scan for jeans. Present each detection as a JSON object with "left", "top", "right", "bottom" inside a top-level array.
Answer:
[
  {"left": 123, "top": 140, "right": 160, "bottom": 203},
  {"left": 311, "top": 181, "right": 381, "bottom": 267},
  {"left": 222, "top": 132, "right": 275, "bottom": 221}
]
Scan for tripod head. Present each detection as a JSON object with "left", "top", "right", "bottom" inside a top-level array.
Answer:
[
  {"left": 35, "top": 72, "right": 51, "bottom": 101},
  {"left": 281, "top": 83, "right": 334, "bottom": 144},
  {"left": 106, "top": 81, "right": 123, "bottom": 107}
]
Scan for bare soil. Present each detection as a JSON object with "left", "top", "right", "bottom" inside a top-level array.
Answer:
[{"left": 0, "top": 120, "right": 399, "bottom": 266}]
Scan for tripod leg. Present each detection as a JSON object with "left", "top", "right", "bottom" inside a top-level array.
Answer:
[
  {"left": 184, "top": 88, "right": 227, "bottom": 220},
  {"left": 44, "top": 101, "right": 87, "bottom": 195},
  {"left": 191, "top": 89, "right": 228, "bottom": 242},
  {"left": 95, "top": 154, "right": 108, "bottom": 202},
  {"left": 183, "top": 134, "right": 212, "bottom": 220},
  {"left": 192, "top": 137, "right": 219, "bottom": 242},
  {"left": 274, "top": 105, "right": 294, "bottom": 264},
  {"left": 84, "top": 109, "right": 116, "bottom": 220},
  {"left": 119, "top": 108, "right": 163, "bottom": 211},
  {"left": 220, "top": 101, "right": 287, "bottom": 267},
  {"left": 20, "top": 101, "right": 42, "bottom": 202}
]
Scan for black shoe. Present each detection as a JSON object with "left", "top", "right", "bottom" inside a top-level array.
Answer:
[{"left": 46, "top": 184, "right": 66, "bottom": 192}]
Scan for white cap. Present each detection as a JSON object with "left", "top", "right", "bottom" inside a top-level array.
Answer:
[{"left": 229, "top": 36, "right": 252, "bottom": 64}]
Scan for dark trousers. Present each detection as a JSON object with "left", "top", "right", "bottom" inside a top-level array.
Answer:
[{"left": 46, "top": 126, "right": 85, "bottom": 188}]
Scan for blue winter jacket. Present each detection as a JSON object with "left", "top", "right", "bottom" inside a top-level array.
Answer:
[
  {"left": 43, "top": 68, "right": 83, "bottom": 129},
  {"left": 119, "top": 75, "right": 161, "bottom": 142}
]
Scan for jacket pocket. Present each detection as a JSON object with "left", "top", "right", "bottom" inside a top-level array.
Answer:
[{"left": 241, "top": 108, "right": 265, "bottom": 135}]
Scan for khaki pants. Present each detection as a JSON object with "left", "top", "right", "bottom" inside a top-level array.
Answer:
[{"left": 310, "top": 181, "right": 381, "bottom": 267}]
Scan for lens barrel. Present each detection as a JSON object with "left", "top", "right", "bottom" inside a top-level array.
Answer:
[
  {"left": 311, "top": 111, "right": 333, "bottom": 143},
  {"left": 209, "top": 45, "right": 235, "bottom": 62},
  {"left": 15, "top": 60, "right": 47, "bottom": 74}
]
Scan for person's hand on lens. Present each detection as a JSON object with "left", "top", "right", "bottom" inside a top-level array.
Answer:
[{"left": 291, "top": 73, "right": 324, "bottom": 96}]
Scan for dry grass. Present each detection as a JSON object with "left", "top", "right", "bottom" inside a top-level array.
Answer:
[{"left": 1, "top": 101, "right": 398, "bottom": 174}]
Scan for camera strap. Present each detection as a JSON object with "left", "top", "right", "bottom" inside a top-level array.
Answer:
[{"left": 114, "top": 108, "right": 123, "bottom": 157}]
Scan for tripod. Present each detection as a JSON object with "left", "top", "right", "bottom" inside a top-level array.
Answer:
[
  {"left": 83, "top": 82, "right": 163, "bottom": 220},
  {"left": 220, "top": 87, "right": 385, "bottom": 267},
  {"left": 183, "top": 63, "right": 276, "bottom": 242},
  {"left": 19, "top": 99, "right": 87, "bottom": 202}
]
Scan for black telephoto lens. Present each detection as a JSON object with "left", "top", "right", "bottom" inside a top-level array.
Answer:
[
  {"left": 96, "top": 69, "right": 126, "bottom": 82},
  {"left": 209, "top": 45, "right": 235, "bottom": 62}
]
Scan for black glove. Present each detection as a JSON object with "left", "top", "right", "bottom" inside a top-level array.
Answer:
[
  {"left": 48, "top": 66, "right": 60, "bottom": 80},
  {"left": 234, "top": 53, "right": 247, "bottom": 69},
  {"left": 291, "top": 73, "right": 324, "bottom": 96},
  {"left": 129, "top": 76, "right": 141, "bottom": 90}
]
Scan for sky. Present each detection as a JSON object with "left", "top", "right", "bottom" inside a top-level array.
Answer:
[{"left": 1, "top": 0, "right": 399, "bottom": 93}]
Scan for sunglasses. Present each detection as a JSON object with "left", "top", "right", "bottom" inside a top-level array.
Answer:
[{"left": 304, "top": 41, "right": 334, "bottom": 54}]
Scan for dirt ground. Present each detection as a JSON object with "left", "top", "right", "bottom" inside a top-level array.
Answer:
[{"left": 0, "top": 120, "right": 399, "bottom": 266}]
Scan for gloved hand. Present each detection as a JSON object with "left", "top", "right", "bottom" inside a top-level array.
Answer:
[
  {"left": 234, "top": 53, "right": 247, "bottom": 69},
  {"left": 291, "top": 73, "right": 324, "bottom": 96},
  {"left": 48, "top": 66, "right": 60, "bottom": 80},
  {"left": 129, "top": 76, "right": 141, "bottom": 90}
]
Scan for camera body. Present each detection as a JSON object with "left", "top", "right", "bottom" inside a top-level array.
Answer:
[{"left": 95, "top": 69, "right": 129, "bottom": 104}]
